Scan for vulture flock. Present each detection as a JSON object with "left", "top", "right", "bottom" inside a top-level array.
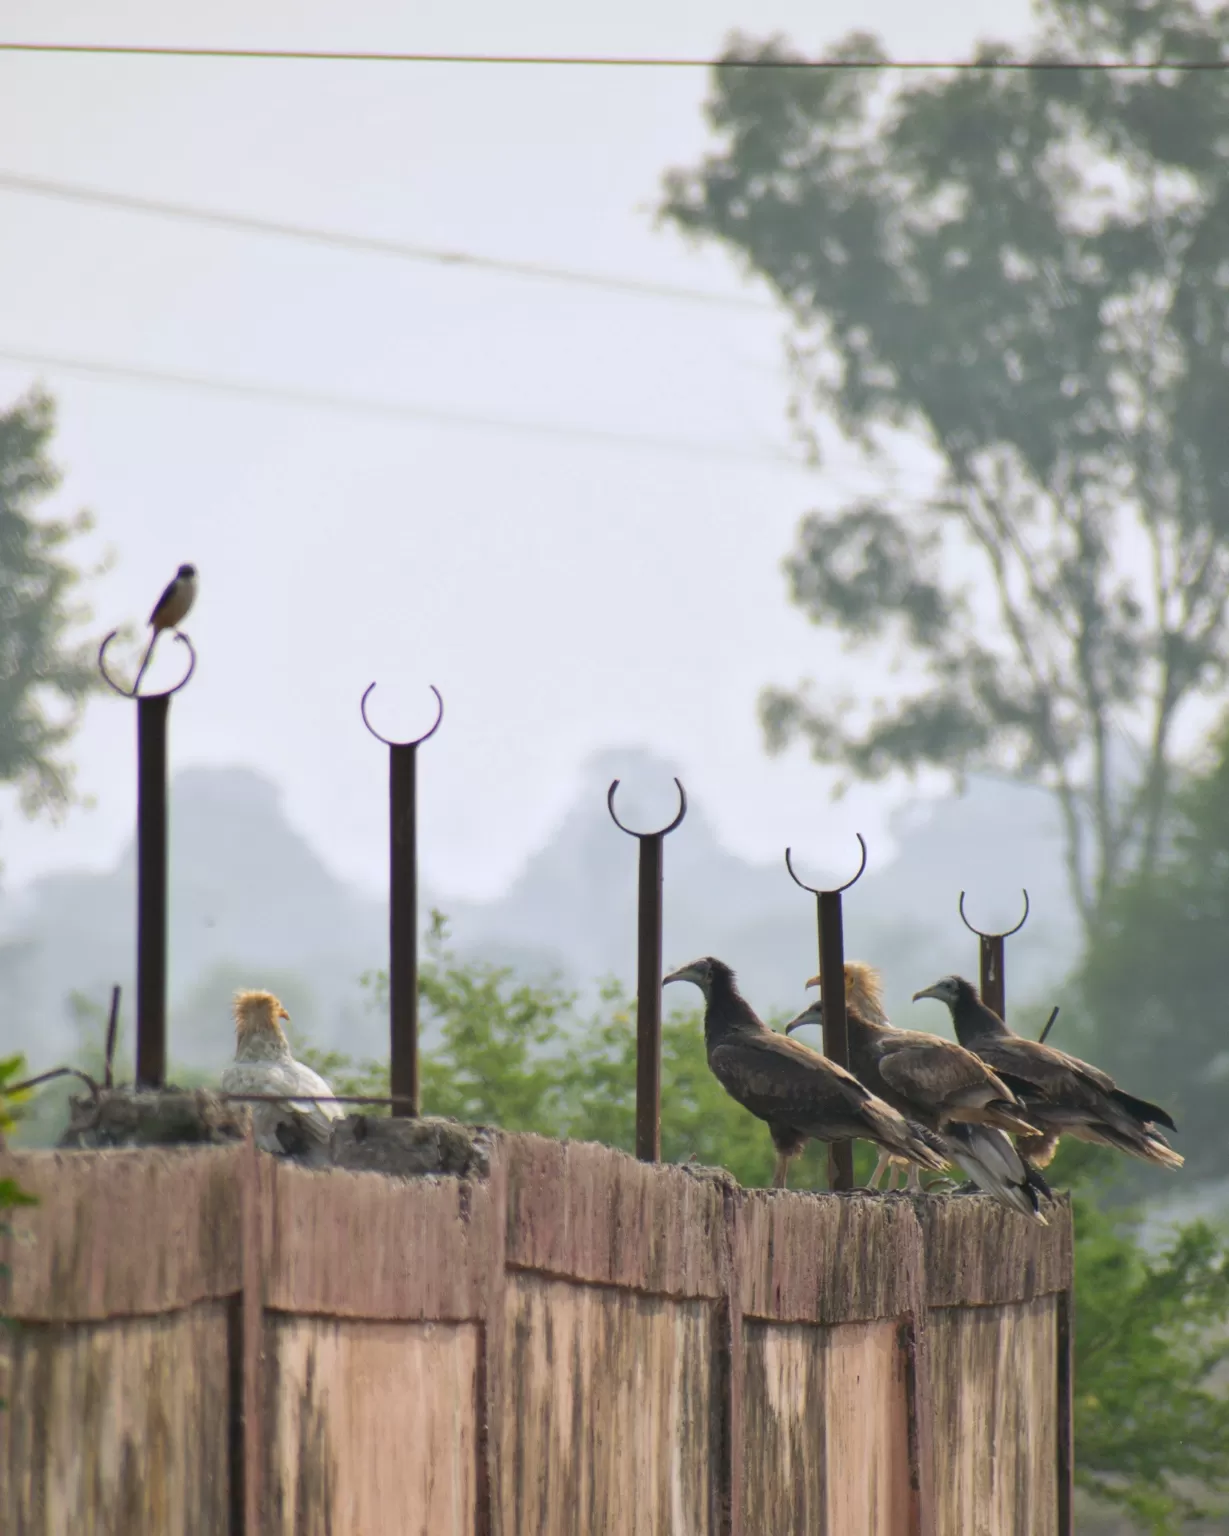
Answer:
[
  {"left": 663, "top": 956, "right": 1181, "bottom": 1222},
  {"left": 217, "top": 961, "right": 1181, "bottom": 1225}
]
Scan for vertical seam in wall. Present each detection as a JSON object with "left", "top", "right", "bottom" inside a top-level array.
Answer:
[
  {"left": 723, "top": 1185, "right": 744, "bottom": 1536},
  {"left": 477, "top": 1138, "right": 509, "bottom": 1536},
  {"left": 239, "top": 1127, "right": 264, "bottom": 1536}
]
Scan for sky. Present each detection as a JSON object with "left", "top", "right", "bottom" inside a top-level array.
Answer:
[{"left": 0, "top": 0, "right": 1038, "bottom": 903}]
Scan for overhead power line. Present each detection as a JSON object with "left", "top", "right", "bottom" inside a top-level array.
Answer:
[
  {"left": 0, "top": 344, "right": 800, "bottom": 468},
  {"left": 1, "top": 41, "right": 1227, "bottom": 70},
  {"left": 0, "top": 171, "right": 770, "bottom": 312}
]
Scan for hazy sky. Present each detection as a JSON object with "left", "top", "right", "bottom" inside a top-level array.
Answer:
[{"left": 0, "top": 0, "right": 1037, "bottom": 901}]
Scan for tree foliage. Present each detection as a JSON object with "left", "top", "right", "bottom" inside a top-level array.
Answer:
[
  {"left": 1078, "top": 711, "right": 1229, "bottom": 1184},
  {"left": 0, "top": 1052, "right": 38, "bottom": 1413},
  {"left": 308, "top": 913, "right": 861, "bottom": 1188},
  {"left": 660, "top": 0, "right": 1229, "bottom": 935},
  {"left": 1059, "top": 1143, "right": 1229, "bottom": 1531},
  {"left": 0, "top": 387, "right": 100, "bottom": 829}
]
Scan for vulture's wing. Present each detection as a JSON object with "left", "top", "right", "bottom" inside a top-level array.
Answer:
[
  {"left": 709, "top": 1029, "right": 873, "bottom": 1130},
  {"left": 970, "top": 1036, "right": 1103, "bottom": 1108},
  {"left": 252, "top": 1059, "right": 343, "bottom": 1145},
  {"left": 875, "top": 1031, "right": 1001, "bottom": 1111}
]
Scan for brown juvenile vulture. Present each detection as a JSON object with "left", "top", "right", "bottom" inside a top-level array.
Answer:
[
  {"left": 911, "top": 974, "right": 1182, "bottom": 1172},
  {"left": 785, "top": 961, "right": 1049, "bottom": 1222},
  {"left": 663, "top": 956, "right": 947, "bottom": 1189}
]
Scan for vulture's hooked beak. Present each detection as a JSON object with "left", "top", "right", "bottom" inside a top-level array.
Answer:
[
  {"left": 805, "top": 974, "right": 821, "bottom": 989},
  {"left": 911, "top": 985, "right": 941, "bottom": 1004},
  {"left": 662, "top": 965, "right": 695, "bottom": 988},
  {"left": 278, "top": 1005, "right": 290, "bottom": 1020},
  {"left": 784, "top": 1002, "right": 823, "bottom": 1037}
]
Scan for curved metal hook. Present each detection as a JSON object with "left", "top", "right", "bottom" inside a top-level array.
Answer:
[
  {"left": 784, "top": 832, "right": 868, "bottom": 897},
  {"left": 360, "top": 682, "right": 444, "bottom": 748},
  {"left": 98, "top": 629, "right": 197, "bottom": 700},
  {"left": 607, "top": 777, "right": 688, "bottom": 839},
  {"left": 958, "top": 888, "right": 1030, "bottom": 939}
]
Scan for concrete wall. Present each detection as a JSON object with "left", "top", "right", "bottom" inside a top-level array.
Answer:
[{"left": 0, "top": 1130, "right": 1073, "bottom": 1534}]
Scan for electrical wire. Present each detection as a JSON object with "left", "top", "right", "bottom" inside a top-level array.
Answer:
[
  {"left": 0, "top": 170, "right": 770, "bottom": 312},
  {"left": 1, "top": 41, "right": 1226, "bottom": 70},
  {"left": 0, "top": 343, "right": 803, "bottom": 468}
]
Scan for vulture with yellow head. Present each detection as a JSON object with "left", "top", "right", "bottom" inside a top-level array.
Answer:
[
  {"left": 220, "top": 989, "right": 344, "bottom": 1162},
  {"left": 786, "top": 961, "right": 1049, "bottom": 1222}
]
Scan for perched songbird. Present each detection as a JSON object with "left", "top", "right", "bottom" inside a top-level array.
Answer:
[
  {"left": 786, "top": 962, "right": 1049, "bottom": 1223},
  {"left": 220, "top": 989, "right": 343, "bottom": 1163},
  {"left": 663, "top": 956, "right": 947, "bottom": 1189},
  {"left": 133, "top": 563, "right": 198, "bottom": 692},
  {"left": 149, "top": 563, "right": 198, "bottom": 632},
  {"left": 912, "top": 975, "right": 1183, "bottom": 1172}
]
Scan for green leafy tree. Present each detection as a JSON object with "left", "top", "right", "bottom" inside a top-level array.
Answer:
[
  {"left": 1078, "top": 713, "right": 1229, "bottom": 1184},
  {"left": 337, "top": 912, "right": 872, "bottom": 1188},
  {"left": 0, "top": 1052, "right": 38, "bottom": 1412},
  {"left": 1058, "top": 1142, "right": 1229, "bottom": 1532},
  {"left": 0, "top": 387, "right": 101, "bottom": 838},
  {"left": 660, "top": 0, "right": 1229, "bottom": 937}
]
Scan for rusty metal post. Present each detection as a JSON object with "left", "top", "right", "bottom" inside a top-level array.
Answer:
[
  {"left": 785, "top": 835, "right": 868, "bottom": 1192},
  {"left": 608, "top": 778, "right": 688, "bottom": 1163},
  {"left": 136, "top": 695, "right": 169, "bottom": 1085},
  {"left": 361, "top": 682, "right": 444, "bottom": 1117},
  {"left": 958, "top": 889, "right": 1030, "bottom": 1021},
  {"left": 389, "top": 743, "right": 419, "bottom": 1115},
  {"left": 99, "top": 627, "right": 197, "bottom": 1090},
  {"left": 979, "top": 933, "right": 1005, "bottom": 1021}
]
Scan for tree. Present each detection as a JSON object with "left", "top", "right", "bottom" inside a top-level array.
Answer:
[
  {"left": 1060, "top": 1142, "right": 1229, "bottom": 1532},
  {"left": 0, "top": 387, "right": 100, "bottom": 835},
  {"left": 660, "top": 0, "right": 1229, "bottom": 937},
  {"left": 1078, "top": 711, "right": 1229, "bottom": 1184},
  {"left": 0, "top": 1052, "right": 38, "bottom": 1412}
]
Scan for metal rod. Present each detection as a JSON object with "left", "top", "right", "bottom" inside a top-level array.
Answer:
[
  {"left": 1039, "top": 1005, "right": 1060, "bottom": 1045},
  {"left": 817, "top": 890, "right": 854, "bottom": 1191},
  {"left": 136, "top": 694, "right": 169, "bottom": 1087},
  {"left": 784, "top": 834, "right": 867, "bottom": 1193},
  {"left": 389, "top": 743, "right": 419, "bottom": 1116},
  {"left": 97, "top": 626, "right": 196, "bottom": 1093},
  {"left": 958, "top": 889, "right": 1029, "bottom": 1023},
  {"left": 635, "top": 833, "right": 664, "bottom": 1163},
  {"left": 359, "top": 681, "right": 444, "bottom": 1120},
  {"left": 979, "top": 935, "right": 1005, "bottom": 1021},
  {"left": 221, "top": 1092, "right": 416, "bottom": 1106},
  {"left": 607, "top": 777, "right": 687, "bottom": 1166},
  {"left": 104, "top": 984, "right": 121, "bottom": 1088}
]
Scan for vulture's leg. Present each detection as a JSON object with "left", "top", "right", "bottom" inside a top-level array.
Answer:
[
  {"left": 906, "top": 1162, "right": 923, "bottom": 1193},
  {"left": 772, "top": 1151, "right": 791, "bottom": 1190},
  {"left": 866, "top": 1149, "right": 892, "bottom": 1190}
]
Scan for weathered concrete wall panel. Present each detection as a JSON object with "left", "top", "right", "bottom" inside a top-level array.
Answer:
[
  {"left": 2, "top": 1302, "right": 231, "bottom": 1536},
  {"left": 743, "top": 1317, "right": 913, "bottom": 1536},
  {"left": 928, "top": 1296, "right": 1059, "bottom": 1536},
  {"left": 3, "top": 1147, "right": 242, "bottom": 1321},
  {"left": 263, "top": 1315, "right": 479, "bottom": 1536},
  {"left": 500, "top": 1273, "right": 720, "bottom": 1536}
]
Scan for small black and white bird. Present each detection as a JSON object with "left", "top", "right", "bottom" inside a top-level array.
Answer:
[
  {"left": 149, "top": 563, "right": 198, "bottom": 633},
  {"left": 133, "top": 563, "right": 197, "bottom": 692}
]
